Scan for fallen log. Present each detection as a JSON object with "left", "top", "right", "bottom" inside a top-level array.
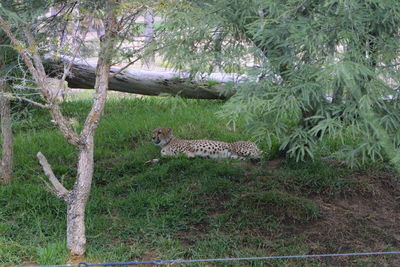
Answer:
[{"left": 46, "top": 57, "right": 244, "bottom": 99}]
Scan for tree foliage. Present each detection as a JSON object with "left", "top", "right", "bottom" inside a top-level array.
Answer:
[{"left": 158, "top": 0, "right": 400, "bottom": 167}]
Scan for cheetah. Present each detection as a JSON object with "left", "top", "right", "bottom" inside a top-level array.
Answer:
[{"left": 151, "top": 127, "right": 261, "bottom": 160}]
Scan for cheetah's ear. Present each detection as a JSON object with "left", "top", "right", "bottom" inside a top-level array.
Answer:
[{"left": 166, "top": 128, "right": 172, "bottom": 135}]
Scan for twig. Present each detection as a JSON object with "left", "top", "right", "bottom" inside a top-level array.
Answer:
[
  {"left": 51, "top": 18, "right": 90, "bottom": 100},
  {"left": 38, "top": 2, "right": 69, "bottom": 31},
  {"left": 61, "top": 24, "right": 89, "bottom": 81},
  {"left": 14, "top": 96, "right": 50, "bottom": 109},
  {"left": 110, "top": 55, "right": 142, "bottom": 78}
]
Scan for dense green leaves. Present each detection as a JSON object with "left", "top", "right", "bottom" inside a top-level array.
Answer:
[{"left": 159, "top": 0, "right": 400, "bottom": 168}]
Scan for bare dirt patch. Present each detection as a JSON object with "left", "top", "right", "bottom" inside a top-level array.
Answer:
[{"left": 300, "top": 169, "right": 400, "bottom": 265}]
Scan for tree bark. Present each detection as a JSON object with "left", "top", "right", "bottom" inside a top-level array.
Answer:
[
  {"left": 45, "top": 57, "right": 242, "bottom": 99},
  {"left": 0, "top": 78, "right": 13, "bottom": 184},
  {"left": 66, "top": 135, "right": 93, "bottom": 255},
  {"left": 144, "top": 8, "right": 155, "bottom": 67}
]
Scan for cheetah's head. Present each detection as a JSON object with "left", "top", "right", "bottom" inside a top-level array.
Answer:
[{"left": 152, "top": 127, "right": 173, "bottom": 146}]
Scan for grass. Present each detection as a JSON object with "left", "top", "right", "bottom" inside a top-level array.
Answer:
[{"left": 1, "top": 96, "right": 399, "bottom": 266}]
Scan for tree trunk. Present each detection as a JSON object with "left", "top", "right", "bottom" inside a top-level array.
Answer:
[
  {"left": 0, "top": 78, "right": 13, "bottom": 184},
  {"left": 0, "top": 1, "right": 117, "bottom": 255},
  {"left": 67, "top": 135, "right": 93, "bottom": 255},
  {"left": 45, "top": 56, "right": 242, "bottom": 99},
  {"left": 213, "top": 26, "right": 222, "bottom": 72},
  {"left": 65, "top": 0, "right": 116, "bottom": 255},
  {"left": 144, "top": 8, "right": 155, "bottom": 67}
]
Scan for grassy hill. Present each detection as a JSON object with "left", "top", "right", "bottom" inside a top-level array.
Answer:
[{"left": 1, "top": 96, "right": 399, "bottom": 266}]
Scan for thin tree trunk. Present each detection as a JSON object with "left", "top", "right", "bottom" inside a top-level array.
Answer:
[
  {"left": 144, "top": 8, "right": 154, "bottom": 67},
  {"left": 65, "top": 0, "right": 116, "bottom": 255},
  {"left": 213, "top": 26, "right": 222, "bottom": 72},
  {"left": 0, "top": 78, "right": 13, "bottom": 184},
  {"left": 67, "top": 135, "right": 93, "bottom": 255}
]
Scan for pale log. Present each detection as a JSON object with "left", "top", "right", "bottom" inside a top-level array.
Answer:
[{"left": 46, "top": 56, "right": 242, "bottom": 99}]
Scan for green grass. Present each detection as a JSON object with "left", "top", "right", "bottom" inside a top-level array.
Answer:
[{"left": 0, "top": 96, "right": 398, "bottom": 266}]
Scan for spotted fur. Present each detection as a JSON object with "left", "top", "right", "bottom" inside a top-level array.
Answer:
[{"left": 151, "top": 127, "right": 261, "bottom": 160}]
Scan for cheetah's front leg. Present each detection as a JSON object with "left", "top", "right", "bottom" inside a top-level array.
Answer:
[{"left": 144, "top": 158, "right": 160, "bottom": 165}]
